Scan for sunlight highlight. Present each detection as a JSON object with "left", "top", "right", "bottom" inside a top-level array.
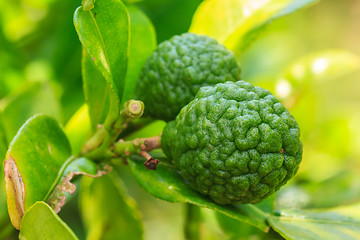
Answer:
[
  {"left": 312, "top": 58, "right": 329, "bottom": 74},
  {"left": 275, "top": 79, "right": 292, "bottom": 99}
]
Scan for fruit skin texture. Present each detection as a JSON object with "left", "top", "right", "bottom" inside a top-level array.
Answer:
[
  {"left": 162, "top": 81, "right": 302, "bottom": 205},
  {"left": 136, "top": 33, "right": 241, "bottom": 122}
]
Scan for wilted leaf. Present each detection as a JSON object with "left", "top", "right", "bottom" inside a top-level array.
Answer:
[
  {"left": 47, "top": 157, "right": 111, "bottom": 214},
  {"left": 4, "top": 114, "right": 72, "bottom": 229}
]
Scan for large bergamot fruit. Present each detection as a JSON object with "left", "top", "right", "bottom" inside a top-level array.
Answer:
[
  {"left": 136, "top": 33, "right": 241, "bottom": 121},
  {"left": 161, "top": 81, "right": 302, "bottom": 205}
]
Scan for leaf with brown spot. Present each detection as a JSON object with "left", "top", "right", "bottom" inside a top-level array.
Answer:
[
  {"left": 4, "top": 114, "right": 72, "bottom": 229},
  {"left": 47, "top": 158, "right": 112, "bottom": 213}
]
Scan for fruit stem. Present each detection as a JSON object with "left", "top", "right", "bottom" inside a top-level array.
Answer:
[
  {"left": 81, "top": 100, "right": 145, "bottom": 160},
  {"left": 112, "top": 136, "right": 161, "bottom": 155},
  {"left": 112, "top": 136, "right": 161, "bottom": 170}
]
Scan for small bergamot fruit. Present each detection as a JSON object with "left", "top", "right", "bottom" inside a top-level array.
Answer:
[
  {"left": 161, "top": 81, "right": 302, "bottom": 205},
  {"left": 136, "top": 33, "right": 241, "bottom": 121}
]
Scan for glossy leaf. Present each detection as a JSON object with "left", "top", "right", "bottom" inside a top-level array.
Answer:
[
  {"left": 80, "top": 173, "right": 143, "bottom": 240},
  {"left": 121, "top": 5, "right": 157, "bottom": 103},
  {"left": 0, "top": 82, "right": 60, "bottom": 143},
  {"left": 65, "top": 104, "right": 91, "bottom": 155},
  {"left": 128, "top": 157, "right": 269, "bottom": 231},
  {"left": 74, "top": 0, "right": 130, "bottom": 125},
  {"left": 82, "top": 49, "right": 110, "bottom": 130},
  {"left": 189, "top": 0, "right": 318, "bottom": 55},
  {"left": 4, "top": 114, "right": 72, "bottom": 229},
  {"left": 19, "top": 201, "right": 78, "bottom": 240},
  {"left": 269, "top": 204, "right": 360, "bottom": 240}
]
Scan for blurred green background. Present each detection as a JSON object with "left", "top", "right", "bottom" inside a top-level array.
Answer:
[{"left": 0, "top": 0, "right": 360, "bottom": 239}]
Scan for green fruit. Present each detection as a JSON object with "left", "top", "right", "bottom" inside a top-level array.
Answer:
[
  {"left": 161, "top": 81, "right": 302, "bottom": 204},
  {"left": 136, "top": 33, "right": 241, "bottom": 121}
]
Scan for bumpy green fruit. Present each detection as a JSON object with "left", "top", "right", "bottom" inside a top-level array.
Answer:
[
  {"left": 136, "top": 33, "right": 241, "bottom": 121},
  {"left": 162, "top": 81, "right": 302, "bottom": 204}
]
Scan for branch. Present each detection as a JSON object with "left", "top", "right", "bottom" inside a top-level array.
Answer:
[
  {"left": 112, "top": 136, "right": 161, "bottom": 170},
  {"left": 82, "top": 100, "right": 144, "bottom": 160},
  {"left": 112, "top": 136, "right": 161, "bottom": 155}
]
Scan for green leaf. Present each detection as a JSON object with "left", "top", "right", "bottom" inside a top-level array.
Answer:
[
  {"left": 4, "top": 114, "right": 72, "bottom": 229},
  {"left": 82, "top": 49, "right": 110, "bottom": 130},
  {"left": 128, "top": 157, "right": 269, "bottom": 231},
  {"left": 0, "top": 82, "right": 60, "bottom": 143},
  {"left": 19, "top": 201, "right": 78, "bottom": 240},
  {"left": 65, "top": 104, "right": 91, "bottom": 155},
  {"left": 189, "top": 0, "right": 318, "bottom": 55},
  {"left": 121, "top": 5, "right": 157, "bottom": 103},
  {"left": 63, "top": 157, "right": 100, "bottom": 177},
  {"left": 216, "top": 211, "right": 266, "bottom": 239},
  {"left": 74, "top": 0, "right": 130, "bottom": 125},
  {"left": 269, "top": 204, "right": 360, "bottom": 240},
  {"left": 303, "top": 171, "right": 360, "bottom": 208},
  {"left": 80, "top": 173, "right": 143, "bottom": 240}
]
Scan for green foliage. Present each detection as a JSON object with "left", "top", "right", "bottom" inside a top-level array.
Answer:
[
  {"left": 128, "top": 156, "right": 269, "bottom": 231},
  {"left": 64, "top": 105, "right": 91, "bottom": 155},
  {"left": 0, "top": 0, "right": 359, "bottom": 239},
  {"left": 74, "top": 0, "right": 129, "bottom": 128},
  {"left": 0, "top": 82, "right": 60, "bottom": 142},
  {"left": 80, "top": 173, "right": 143, "bottom": 240},
  {"left": 4, "top": 114, "right": 72, "bottom": 229},
  {"left": 269, "top": 204, "right": 360, "bottom": 239},
  {"left": 122, "top": 5, "right": 157, "bottom": 103},
  {"left": 189, "top": 0, "right": 318, "bottom": 55},
  {"left": 19, "top": 202, "right": 78, "bottom": 240},
  {"left": 81, "top": 50, "right": 110, "bottom": 131}
]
